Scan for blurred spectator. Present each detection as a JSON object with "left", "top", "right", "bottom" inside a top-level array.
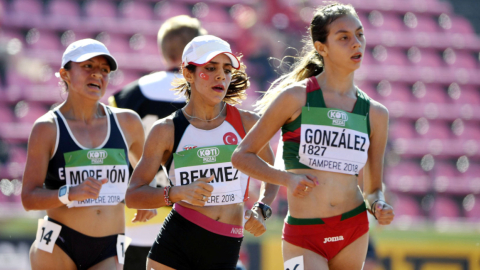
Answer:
[{"left": 0, "top": 34, "right": 10, "bottom": 89}]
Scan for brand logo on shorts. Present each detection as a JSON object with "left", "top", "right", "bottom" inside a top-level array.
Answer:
[
  {"left": 87, "top": 150, "right": 108, "bottom": 164},
  {"left": 323, "top": 235, "right": 344, "bottom": 244},
  {"left": 328, "top": 110, "right": 348, "bottom": 126},
  {"left": 231, "top": 228, "right": 243, "bottom": 235},
  {"left": 197, "top": 147, "right": 220, "bottom": 163}
]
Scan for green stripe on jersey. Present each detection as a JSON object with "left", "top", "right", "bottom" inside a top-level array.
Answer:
[
  {"left": 174, "top": 145, "right": 237, "bottom": 168},
  {"left": 301, "top": 107, "right": 368, "bottom": 134},
  {"left": 64, "top": 148, "right": 127, "bottom": 167}
]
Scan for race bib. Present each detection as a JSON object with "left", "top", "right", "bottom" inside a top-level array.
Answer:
[
  {"left": 35, "top": 217, "right": 62, "bottom": 253},
  {"left": 62, "top": 148, "right": 129, "bottom": 207},
  {"left": 299, "top": 107, "right": 370, "bottom": 175},
  {"left": 173, "top": 145, "right": 243, "bottom": 206},
  {"left": 284, "top": 256, "right": 304, "bottom": 270},
  {"left": 116, "top": 235, "right": 132, "bottom": 264}
]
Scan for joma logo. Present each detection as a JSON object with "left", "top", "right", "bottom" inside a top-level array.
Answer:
[{"left": 323, "top": 235, "right": 344, "bottom": 243}]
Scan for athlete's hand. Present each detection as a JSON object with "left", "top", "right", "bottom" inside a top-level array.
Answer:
[
  {"left": 132, "top": 209, "right": 157, "bottom": 223},
  {"left": 69, "top": 178, "right": 108, "bottom": 201},
  {"left": 288, "top": 173, "right": 318, "bottom": 198},
  {"left": 373, "top": 200, "right": 394, "bottom": 225},
  {"left": 244, "top": 208, "right": 266, "bottom": 237},
  {"left": 170, "top": 175, "right": 214, "bottom": 206}
]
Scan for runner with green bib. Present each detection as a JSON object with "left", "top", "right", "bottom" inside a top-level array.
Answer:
[
  {"left": 21, "top": 39, "right": 149, "bottom": 270},
  {"left": 232, "top": 3, "right": 394, "bottom": 270},
  {"left": 126, "top": 35, "right": 279, "bottom": 270}
]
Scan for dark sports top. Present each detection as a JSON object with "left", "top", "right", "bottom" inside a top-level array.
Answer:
[
  {"left": 112, "top": 71, "right": 186, "bottom": 120},
  {"left": 281, "top": 76, "right": 371, "bottom": 171},
  {"left": 45, "top": 104, "right": 130, "bottom": 190}
]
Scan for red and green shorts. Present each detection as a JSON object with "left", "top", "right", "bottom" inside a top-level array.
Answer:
[{"left": 282, "top": 202, "right": 369, "bottom": 261}]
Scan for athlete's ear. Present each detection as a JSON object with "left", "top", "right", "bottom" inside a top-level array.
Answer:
[
  {"left": 182, "top": 67, "right": 195, "bottom": 85},
  {"left": 59, "top": 68, "right": 70, "bottom": 84},
  {"left": 314, "top": 41, "right": 327, "bottom": 58}
]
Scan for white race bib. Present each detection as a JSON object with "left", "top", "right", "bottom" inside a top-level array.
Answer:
[
  {"left": 299, "top": 107, "right": 370, "bottom": 175},
  {"left": 116, "top": 235, "right": 132, "bottom": 264},
  {"left": 173, "top": 145, "right": 244, "bottom": 206},
  {"left": 284, "top": 256, "right": 304, "bottom": 270},
  {"left": 35, "top": 217, "right": 62, "bottom": 253},
  {"left": 63, "top": 148, "right": 129, "bottom": 207}
]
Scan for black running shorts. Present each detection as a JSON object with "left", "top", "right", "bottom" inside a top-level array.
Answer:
[{"left": 148, "top": 209, "right": 243, "bottom": 270}]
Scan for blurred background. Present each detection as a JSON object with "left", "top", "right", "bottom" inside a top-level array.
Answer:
[{"left": 0, "top": 0, "right": 479, "bottom": 269}]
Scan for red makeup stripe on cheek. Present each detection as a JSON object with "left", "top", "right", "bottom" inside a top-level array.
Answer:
[{"left": 199, "top": 72, "right": 209, "bottom": 80}]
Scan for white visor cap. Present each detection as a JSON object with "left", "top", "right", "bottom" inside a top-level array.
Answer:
[
  {"left": 182, "top": 35, "right": 240, "bottom": 69},
  {"left": 58, "top": 39, "right": 117, "bottom": 74}
]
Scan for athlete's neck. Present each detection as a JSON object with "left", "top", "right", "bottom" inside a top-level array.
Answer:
[
  {"left": 316, "top": 65, "right": 356, "bottom": 96},
  {"left": 60, "top": 99, "right": 105, "bottom": 124},
  {"left": 183, "top": 99, "right": 226, "bottom": 122}
]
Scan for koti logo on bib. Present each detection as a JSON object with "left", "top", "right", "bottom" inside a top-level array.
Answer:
[
  {"left": 328, "top": 110, "right": 348, "bottom": 126},
  {"left": 197, "top": 147, "right": 220, "bottom": 163},
  {"left": 87, "top": 150, "right": 108, "bottom": 164}
]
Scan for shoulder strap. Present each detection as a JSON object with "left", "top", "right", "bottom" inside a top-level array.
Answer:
[
  {"left": 52, "top": 110, "right": 74, "bottom": 147},
  {"left": 305, "top": 76, "right": 326, "bottom": 108},
  {"left": 225, "top": 105, "right": 246, "bottom": 139},
  {"left": 353, "top": 89, "right": 371, "bottom": 136},
  {"left": 165, "top": 109, "right": 190, "bottom": 172}
]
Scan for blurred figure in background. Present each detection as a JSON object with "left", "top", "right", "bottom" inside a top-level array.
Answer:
[
  {"left": 0, "top": 33, "right": 10, "bottom": 90},
  {"left": 109, "top": 15, "right": 206, "bottom": 270}
]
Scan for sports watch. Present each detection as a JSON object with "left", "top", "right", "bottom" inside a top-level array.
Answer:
[
  {"left": 58, "top": 185, "right": 71, "bottom": 205},
  {"left": 253, "top": 202, "right": 272, "bottom": 220}
]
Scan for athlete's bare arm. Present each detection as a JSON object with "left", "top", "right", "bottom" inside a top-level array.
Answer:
[
  {"left": 232, "top": 85, "right": 317, "bottom": 198},
  {"left": 126, "top": 118, "right": 175, "bottom": 209},
  {"left": 363, "top": 99, "right": 394, "bottom": 225},
  {"left": 126, "top": 117, "right": 213, "bottom": 209},
  {"left": 238, "top": 109, "right": 278, "bottom": 205},
  {"left": 22, "top": 115, "right": 65, "bottom": 210},
  {"left": 238, "top": 109, "right": 279, "bottom": 236}
]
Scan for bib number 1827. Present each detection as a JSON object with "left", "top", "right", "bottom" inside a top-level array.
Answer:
[{"left": 301, "top": 144, "right": 326, "bottom": 156}]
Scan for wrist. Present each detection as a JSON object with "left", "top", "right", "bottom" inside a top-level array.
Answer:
[
  {"left": 163, "top": 186, "right": 173, "bottom": 206},
  {"left": 253, "top": 202, "right": 272, "bottom": 220},
  {"left": 168, "top": 186, "right": 181, "bottom": 204},
  {"left": 58, "top": 185, "right": 72, "bottom": 205},
  {"left": 369, "top": 199, "right": 385, "bottom": 219},
  {"left": 251, "top": 206, "right": 264, "bottom": 219}
]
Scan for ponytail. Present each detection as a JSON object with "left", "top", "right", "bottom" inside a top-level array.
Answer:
[
  {"left": 255, "top": 2, "right": 358, "bottom": 114},
  {"left": 254, "top": 40, "right": 324, "bottom": 114}
]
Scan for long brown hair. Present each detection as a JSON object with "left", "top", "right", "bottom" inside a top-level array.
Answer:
[
  {"left": 172, "top": 56, "right": 249, "bottom": 105},
  {"left": 255, "top": 2, "right": 358, "bottom": 113}
]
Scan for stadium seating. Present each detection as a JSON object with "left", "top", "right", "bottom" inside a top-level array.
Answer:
[
  {"left": 47, "top": 0, "right": 81, "bottom": 18},
  {"left": 430, "top": 196, "right": 461, "bottom": 221},
  {"left": 392, "top": 194, "right": 423, "bottom": 218}
]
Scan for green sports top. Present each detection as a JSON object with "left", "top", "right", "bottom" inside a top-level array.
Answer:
[{"left": 281, "top": 76, "right": 371, "bottom": 175}]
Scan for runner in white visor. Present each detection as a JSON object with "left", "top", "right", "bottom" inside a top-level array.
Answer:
[{"left": 126, "top": 35, "right": 279, "bottom": 270}]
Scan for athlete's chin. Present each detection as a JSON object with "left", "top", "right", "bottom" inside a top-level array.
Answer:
[{"left": 209, "top": 94, "right": 226, "bottom": 104}]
